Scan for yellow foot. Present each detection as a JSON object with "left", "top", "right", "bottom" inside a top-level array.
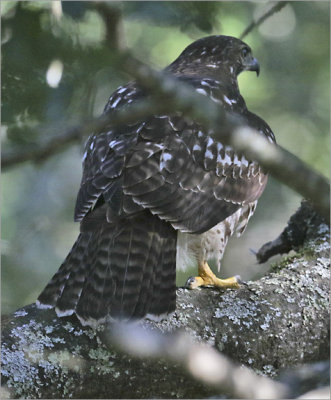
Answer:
[{"left": 185, "top": 261, "right": 244, "bottom": 290}]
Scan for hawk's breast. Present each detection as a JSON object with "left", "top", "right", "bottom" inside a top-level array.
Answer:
[{"left": 176, "top": 202, "right": 257, "bottom": 271}]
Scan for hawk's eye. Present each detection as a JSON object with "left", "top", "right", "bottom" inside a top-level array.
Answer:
[{"left": 241, "top": 47, "right": 249, "bottom": 57}]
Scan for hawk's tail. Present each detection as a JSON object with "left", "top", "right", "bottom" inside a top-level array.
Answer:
[{"left": 36, "top": 213, "right": 177, "bottom": 327}]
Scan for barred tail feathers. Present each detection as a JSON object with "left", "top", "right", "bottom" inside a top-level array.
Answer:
[
  {"left": 36, "top": 213, "right": 177, "bottom": 326},
  {"left": 36, "top": 232, "right": 93, "bottom": 313}
]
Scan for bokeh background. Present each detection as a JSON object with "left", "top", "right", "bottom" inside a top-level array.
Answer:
[{"left": 2, "top": 1, "right": 329, "bottom": 315}]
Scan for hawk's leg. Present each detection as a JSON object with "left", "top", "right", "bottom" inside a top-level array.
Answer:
[{"left": 186, "top": 261, "right": 242, "bottom": 290}]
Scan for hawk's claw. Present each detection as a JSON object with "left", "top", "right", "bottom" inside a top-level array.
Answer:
[
  {"left": 186, "top": 263, "right": 245, "bottom": 290},
  {"left": 235, "top": 275, "right": 248, "bottom": 286},
  {"left": 185, "top": 276, "right": 197, "bottom": 289}
]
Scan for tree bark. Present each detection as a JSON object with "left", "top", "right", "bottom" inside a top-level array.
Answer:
[{"left": 1, "top": 202, "right": 329, "bottom": 399}]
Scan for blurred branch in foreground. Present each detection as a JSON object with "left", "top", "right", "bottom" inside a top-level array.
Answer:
[
  {"left": 105, "top": 324, "right": 288, "bottom": 399},
  {"left": 1, "top": 98, "right": 172, "bottom": 170},
  {"left": 119, "top": 53, "right": 330, "bottom": 222},
  {"left": 2, "top": 125, "right": 85, "bottom": 169}
]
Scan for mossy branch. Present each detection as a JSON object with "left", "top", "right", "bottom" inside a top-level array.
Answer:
[{"left": 2, "top": 202, "right": 329, "bottom": 399}]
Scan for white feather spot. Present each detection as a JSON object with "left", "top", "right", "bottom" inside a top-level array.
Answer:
[
  {"left": 198, "top": 130, "right": 204, "bottom": 138},
  {"left": 196, "top": 88, "right": 208, "bottom": 96},
  {"left": 207, "top": 137, "right": 214, "bottom": 147},
  {"left": 82, "top": 150, "right": 88, "bottom": 161},
  {"left": 109, "top": 140, "right": 118, "bottom": 148},
  {"left": 160, "top": 152, "right": 172, "bottom": 170},
  {"left": 223, "top": 95, "right": 233, "bottom": 106},
  {"left": 35, "top": 300, "right": 53, "bottom": 309},
  {"left": 193, "top": 144, "right": 202, "bottom": 152},
  {"left": 55, "top": 307, "right": 74, "bottom": 317},
  {"left": 162, "top": 153, "right": 172, "bottom": 161},
  {"left": 76, "top": 314, "right": 108, "bottom": 328},
  {"left": 124, "top": 90, "right": 135, "bottom": 98},
  {"left": 241, "top": 156, "right": 249, "bottom": 167},
  {"left": 89, "top": 141, "right": 94, "bottom": 150},
  {"left": 168, "top": 118, "right": 177, "bottom": 131},
  {"left": 205, "top": 149, "right": 214, "bottom": 159},
  {"left": 223, "top": 153, "right": 232, "bottom": 165},
  {"left": 136, "top": 122, "right": 145, "bottom": 134},
  {"left": 111, "top": 96, "right": 122, "bottom": 108},
  {"left": 206, "top": 64, "right": 218, "bottom": 68},
  {"left": 117, "top": 86, "right": 126, "bottom": 94},
  {"left": 233, "top": 154, "right": 240, "bottom": 166}
]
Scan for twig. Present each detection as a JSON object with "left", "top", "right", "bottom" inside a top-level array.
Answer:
[
  {"left": 1, "top": 100, "right": 171, "bottom": 170},
  {"left": 2, "top": 126, "right": 84, "bottom": 169},
  {"left": 240, "top": 2, "right": 289, "bottom": 40}
]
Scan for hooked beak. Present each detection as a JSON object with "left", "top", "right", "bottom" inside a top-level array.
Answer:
[{"left": 244, "top": 57, "right": 260, "bottom": 77}]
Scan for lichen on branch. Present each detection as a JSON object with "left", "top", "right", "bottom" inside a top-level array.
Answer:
[{"left": 1, "top": 202, "right": 329, "bottom": 399}]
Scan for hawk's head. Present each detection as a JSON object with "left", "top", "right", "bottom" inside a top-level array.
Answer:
[{"left": 167, "top": 35, "right": 260, "bottom": 79}]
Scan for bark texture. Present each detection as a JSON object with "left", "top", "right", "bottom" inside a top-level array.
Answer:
[{"left": 1, "top": 202, "right": 330, "bottom": 399}]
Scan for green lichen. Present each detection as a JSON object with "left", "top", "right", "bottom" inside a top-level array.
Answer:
[
  {"left": 270, "top": 253, "right": 297, "bottom": 273},
  {"left": 88, "top": 346, "right": 120, "bottom": 377}
]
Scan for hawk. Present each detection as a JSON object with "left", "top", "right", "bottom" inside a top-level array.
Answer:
[{"left": 37, "top": 35, "right": 275, "bottom": 327}]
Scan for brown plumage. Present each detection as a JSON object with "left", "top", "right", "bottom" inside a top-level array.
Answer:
[{"left": 37, "top": 35, "right": 275, "bottom": 327}]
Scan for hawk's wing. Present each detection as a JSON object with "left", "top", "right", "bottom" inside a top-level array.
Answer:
[
  {"left": 75, "top": 77, "right": 274, "bottom": 235},
  {"left": 37, "top": 76, "right": 275, "bottom": 324}
]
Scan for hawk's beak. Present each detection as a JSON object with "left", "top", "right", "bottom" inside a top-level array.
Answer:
[{"left": 244, "top": 57, "right": 260, "bottom": 77}]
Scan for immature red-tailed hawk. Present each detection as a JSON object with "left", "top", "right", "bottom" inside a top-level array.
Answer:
[{"left": 37, "top": 35, "right": 275, "bottom": 327}]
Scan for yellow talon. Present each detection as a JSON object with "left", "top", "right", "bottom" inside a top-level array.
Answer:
[{"left": 186, "top": 261, "right": 242, "bottom": 290}]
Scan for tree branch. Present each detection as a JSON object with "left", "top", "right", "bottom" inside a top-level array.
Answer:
[
  {"left": 256, "top": 199, "right": 327, "bottom": 263},
  {"left": 93, "top": 2, "right": 126, "bottom": 50},
  {"left": 1, "top": 99, "right": 174, "bottom": 170},
  {"left": 2, "top": 126, "right": 84, "bottom": 169},
  {"left": 3, "top": 53, "right": 330, "bottom": 221},
  {"left": 1, "top": 202, "right": 329, "bottom": 398},
  {"left": 239, "top": 2, "right": 289, "bottom": 39},
  {"left": 232, "top": 127, "right": 330, "bottom": 222}
]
